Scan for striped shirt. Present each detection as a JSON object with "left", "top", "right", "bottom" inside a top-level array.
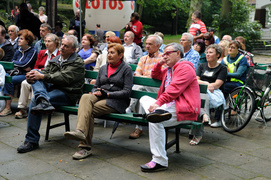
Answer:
[{"left": 189, "top": 20, "right": 207, "bottom": 36}]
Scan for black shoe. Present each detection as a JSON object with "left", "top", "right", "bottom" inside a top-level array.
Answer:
[
  {"left": 31, "top": 98, "right": 55, "bottom": 114},
  {"left": 146, "top": 109, "right": 172, "bottom": 123},
  {"left": 17, "top": 141, "right": 39, "bottom": 153},
  {"left": 141, "top": 162, "right": 168, "bottom": 172}
]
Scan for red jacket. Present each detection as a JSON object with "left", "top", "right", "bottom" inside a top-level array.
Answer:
[
  {"left": 151, "top": 60, "right": 201, "bottom": 121},
  {"left": 128, "top": 20, "right": 143, "bottom": 45},
  {"left": 34, "top": 49, "right": 60, "bottom": 70}
]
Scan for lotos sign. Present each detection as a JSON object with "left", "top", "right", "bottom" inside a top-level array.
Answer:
[{"left": 73, "top": 0, "right": 135, "bottom": 31}]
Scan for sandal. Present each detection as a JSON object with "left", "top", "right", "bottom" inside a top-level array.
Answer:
[
  {"left": 189, "top": 136, "right": 202, "bottom": 146},
  {"left": 202, "top": 114, "right": 210, "bottom": 124},
  {"left": 15, "top": 110, "right": 28, "bottom": 119},
  {"left": 0, "top": 108, "right": 12, "bottom": 117}
]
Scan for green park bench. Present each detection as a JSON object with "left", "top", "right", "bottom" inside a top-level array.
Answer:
[
  {"left": 45, "top": 68, "right": 206, "bottom": 153},
  {"left": 0, "top": 61, "right": 14, "bottom": 100}
]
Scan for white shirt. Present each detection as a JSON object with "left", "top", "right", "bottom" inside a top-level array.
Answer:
[
  {"left": 44, "top": 48, "right": 59, "bottom": 67},
  {"left": 123, "top": 43, "right": 134, "bottom": 64},
  {"left": 9, "top": 37, "right": 18, "bottom": 45},
  {"left": 39, "top": 14, "right": 48, "bottom": 23}
]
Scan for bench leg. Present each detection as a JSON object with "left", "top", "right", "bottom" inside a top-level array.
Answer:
[
  {"left": 175, "top": 128, "right": 180, "bottom": 153},
  {"left": 165, "top": 128, "right": 169, "bottom": 150},
  {"left": 64, "top": 113, "right": 70, "bottom": 132},
  {"left": 45, "top": 113, "right": 52, "bottom": 141}
]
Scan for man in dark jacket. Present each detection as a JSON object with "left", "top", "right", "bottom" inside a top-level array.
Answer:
[
  {"left": 69, "top": 9, "right": 85, "bottom": 42},
  {"left": 0, "top": 25, "right": 14, "bottom": 62},
  {"left": 17, "top": 35, "right": 85, "bottom": 153}
]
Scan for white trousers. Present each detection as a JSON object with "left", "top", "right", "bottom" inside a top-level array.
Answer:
[
  {"left": 18, "top": 80, "right": 33, "bottom": 109},
  {"left": 139, "top": 95, "right": 192, "bottom": 167}
]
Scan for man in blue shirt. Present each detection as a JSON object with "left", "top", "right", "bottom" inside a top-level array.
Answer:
[{"left": 180, "top": 33, "right": 200, "bottom": 71}]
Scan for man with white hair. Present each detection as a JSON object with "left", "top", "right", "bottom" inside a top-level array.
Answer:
[
  {"left": 180, "top": 32, "right": 200, "bottom": 70},
  {"left": 0, "top": 25, "right": 14, "bottom": 62},
  {"left": 140, "top": 43, "right": 200, "bottom": 172},
  {"left": 17, "top": 35, "right": 85, "bottom": 153},
  {"left": 222, "top": 35, "right": 232, "bottom": 42},
  {"left": 127, "top": 34, "right": 162, "bottom": 139},
  {"left": 8, "top": 25, "right": 19, "bottom": 50},
  {"left": 123, "top": 31, "right": 142, "bottom": 64}
]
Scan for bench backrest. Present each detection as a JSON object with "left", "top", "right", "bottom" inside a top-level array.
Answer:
[
  {"left": 0, "top": 61, "right": 14, "bottom": 83},
  {"left": 83, "top": 70, "right": 207, "bottom": 107}
]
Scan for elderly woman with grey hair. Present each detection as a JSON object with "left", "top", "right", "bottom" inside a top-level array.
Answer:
[
  {"left": 15, "top": 33, "right": 61, "bottom": 119},
  {"left": 196, "top": 44, "right": 227, "bottom": 130},
  {"left": 38, "top": 6, "right": 47, "bottom": 23}
]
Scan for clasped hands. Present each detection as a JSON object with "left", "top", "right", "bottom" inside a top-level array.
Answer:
[
  {"left": 26, "top": 70, "right": 44, "bottom": 84},
  {"left": 93, "top": 88, "right": 108, "bottom": 99}
]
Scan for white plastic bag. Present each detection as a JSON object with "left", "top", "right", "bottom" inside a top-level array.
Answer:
[{"left": 208, "top": 89, "right": 226, "bottom": 109}]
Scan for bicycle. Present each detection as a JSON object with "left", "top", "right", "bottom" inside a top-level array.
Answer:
[{"left": 221, "top": 49, "right": 271, "bottom": 133}]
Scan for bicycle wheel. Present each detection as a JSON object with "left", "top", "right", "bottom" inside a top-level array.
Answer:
[
  {"left": 222, "top": 87, "right": 256, "bottom": 133},
  {"left": 260, "top": 87, "right": 271, "bottom": 121}
]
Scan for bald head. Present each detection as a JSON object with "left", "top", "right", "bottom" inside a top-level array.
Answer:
[
  {"left": 222, "top": 35, "right": 232, "bottom": 42},
  {"left": 8, "top": 25, "right": 19, "bottom": 41}
]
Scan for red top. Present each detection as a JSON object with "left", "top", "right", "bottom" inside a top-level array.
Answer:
[
  {"left": 128, "top": 20, "right": 143, "bottom": 45},
  {"left": 107, "top": 60, "right": 122, "bottom": 78},
  {"left": 34, "top": 49, "right": 60, "bottom": 70}
]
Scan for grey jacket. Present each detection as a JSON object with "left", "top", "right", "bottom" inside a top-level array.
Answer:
[{"left": 92, "top": 60, "right": 133, "bottom": 113}]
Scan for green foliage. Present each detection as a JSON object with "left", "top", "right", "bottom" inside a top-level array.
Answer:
[
  {"left": 213, "top": 0, "right": 262, "bottom": 51},
  {"left": 138, "top": 0, "right": 191, "bottom": 34}
]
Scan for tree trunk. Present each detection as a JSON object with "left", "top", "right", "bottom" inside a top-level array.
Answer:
[
  {"left": 7, "top": 0, "right": 10, "bottom": 13},
  {"left": 219, "top": 0, "right": 232, "bottom": 37},
  {"left": 172, "top": 8, "right": 179, "bottom": 35},
  {"left": 81, "top": 0, "right": 86, "bottom": 20},
  {"left": 137, "top": 4, "right": 144, "bottom": 21},
  {"left": 186, "top": 0, "right": 203, "bottom": 31}
]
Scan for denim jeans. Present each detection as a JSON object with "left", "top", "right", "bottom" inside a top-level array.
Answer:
[
  {"left": 224, "top": 81, "right": 243, "bottom": 98},
  {"left": 25, "top": 80, "right": 73, "bottom": 144},
  {"left": 4, "top": 73, "right": 26, "bottom": 96}
]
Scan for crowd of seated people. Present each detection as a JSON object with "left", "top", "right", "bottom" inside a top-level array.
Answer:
[{"left": 0, "top": 6, "right": 258, "bottom": 173}]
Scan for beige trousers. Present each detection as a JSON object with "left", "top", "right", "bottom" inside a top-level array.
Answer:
[
  {"left": 76, "top": 94, "right": 117, "bottom": 149},
  {"left": 18, "top": 80, "right": 33, "bottom": 109}
]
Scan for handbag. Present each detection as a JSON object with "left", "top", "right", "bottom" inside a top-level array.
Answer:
[
  {"left": 8, "top": 68, "right": 23, "bottom": 76},
  {"left": 208, "top": 89, "right": 226, "bottom": 109}
]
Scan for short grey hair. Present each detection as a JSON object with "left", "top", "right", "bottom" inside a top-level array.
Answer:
[
  {"left": 125, "top": 31, "right": 134, "bottom": 39},
  {"left": 147, "top": 34, "right": 163, "bottom": 46},
  {"left": 40, "top": 23, "right": 52, "bottom": 32},
  {"left": 64, "top": 35, "right": 78, "bottom": 49},
  {"left": 45, "top": 33, "right": 60, "bottom": 48},
  {"left": 182, "top": 32, "right": 193, "bottom": 42},
  {"left": 39, "top": 6, "right": 45, "bottom": 12},
  {"left": 9, "top": 25, "right": 19, "bottom": 34},
  {"left": 165, "top": 43, "right": 184, "bottom": 58},
  {"left": 206, "top": 44, "right": 222, "bottom": 59}
]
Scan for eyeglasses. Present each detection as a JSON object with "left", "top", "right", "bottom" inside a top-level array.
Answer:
[
  {"left": 203, "top": 38, "right": 210, "bottom": 41},
  {"left": 162, "top": 51, "right": 177, "bottom": 57}
]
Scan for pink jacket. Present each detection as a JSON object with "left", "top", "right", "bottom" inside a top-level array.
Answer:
[{"left": 151, "top": 60, "right": 201, "bottom": 121}]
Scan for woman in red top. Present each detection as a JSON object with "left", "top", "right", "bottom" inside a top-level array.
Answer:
[{"left": 15, "top": 33, "right": 60, "bottom": 119}]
